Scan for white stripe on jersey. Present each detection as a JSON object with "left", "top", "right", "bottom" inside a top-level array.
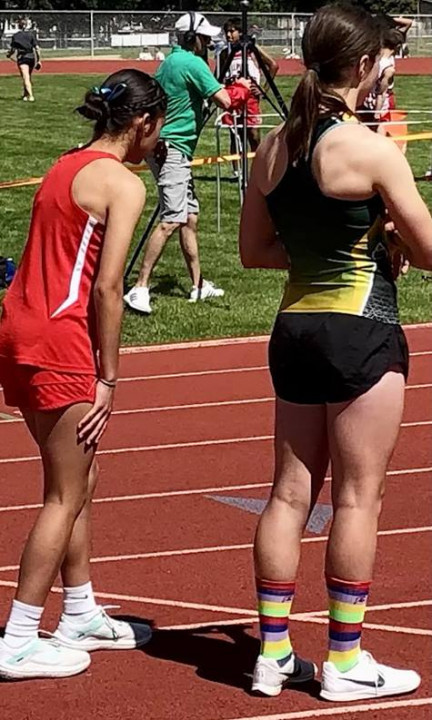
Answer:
[{"left": 51, "top": 215, "right": 97, "bottom": 318}]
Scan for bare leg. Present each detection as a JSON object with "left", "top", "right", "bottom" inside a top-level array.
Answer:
[
  {"left": 179, "top": 213, "right": 201, "bottom": 287},
  {"left": 248, "top": 127, "right": 261, "bottom": 152},
  {"left": 135, "top": 221, "right": 180, "bottom": 288},
  {"left": 60, "top": 460, "right": 99, "bottom": 588},
  {"left": 254, "top": 398, "right": 329, "bottom": 581},
  {"left": 326, "top": 371, "right": 405, "bottom": 580},
  {"left": 19, "top": 64, "right": 33, "bottom": 99},
  {"left": 16, "top": 405, "right": 95, "bottom": 607}
]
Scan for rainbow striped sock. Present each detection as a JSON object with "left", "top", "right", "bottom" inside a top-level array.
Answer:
[
  {"left": 326, "top": 576, "right": 370, "bottom": 673},
  {"left": 257, "top": 578, "right": 295, "bottom": 665}
]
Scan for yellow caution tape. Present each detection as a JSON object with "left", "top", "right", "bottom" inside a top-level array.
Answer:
[{"left": 0, "top": 136, "right": 430, "bottom": 191}]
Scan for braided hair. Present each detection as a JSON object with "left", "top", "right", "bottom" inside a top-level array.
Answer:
[{"left": 76, "top": 69, "right": 167, "bottom": 141}]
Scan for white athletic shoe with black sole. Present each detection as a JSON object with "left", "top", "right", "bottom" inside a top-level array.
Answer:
[
  {"left": 123, "top": 286, "right": 152, "bottom": 314},
  {"left": 0, "top": 637, "right": 90, "bottom": 680},
  {"left": 320, "top": 650, "right": 421, "bottom": 702},
  {"left": 53, "top": 606, "right": 152, "bottom": 652},
  {"left": 189, "top": 280, "right": 224, "bottom": 303},
  {"left": 252, "top": 654, "right": 318, "bottom": 697}
]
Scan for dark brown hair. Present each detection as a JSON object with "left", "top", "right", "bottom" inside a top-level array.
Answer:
[
  {"left": 76, "top": 69, "right": 167, "bottom": 141},
  {"left": 286, "top": 3, "right": 381, "bottom": 166}
]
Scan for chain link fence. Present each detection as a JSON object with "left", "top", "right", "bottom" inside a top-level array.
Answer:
[{"left": 1, "top": 10, "right": 431, "bottom": 59}]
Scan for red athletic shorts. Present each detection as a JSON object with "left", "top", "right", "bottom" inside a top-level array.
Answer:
[
  {"left": 0, "top": 359, "right": 96, "bottom": 411},
  {"left": 246, "top": 96, "right": 262, "bottom": 127}
]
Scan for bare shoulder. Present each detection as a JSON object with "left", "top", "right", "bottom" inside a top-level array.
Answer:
[
  {"left": 254, "top": 123, "right": 288, "bottom": 193},
  {"left": 316, "top": 123, "right": 402, "bottom": 172},
  {"left": 104, "top": 163, "right": 146, "bottom": 204}
]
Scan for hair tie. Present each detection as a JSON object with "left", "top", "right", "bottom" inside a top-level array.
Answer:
[
  {"left": 308, "top": 63, "right": 321, "bottom": 75},
  {"left": 91, "top": 83, "right": 127, "bottom": 103}
]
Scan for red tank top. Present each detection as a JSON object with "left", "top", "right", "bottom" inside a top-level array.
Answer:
[{"left": 0, "top": 149, "right": 120, "bottom": 373}]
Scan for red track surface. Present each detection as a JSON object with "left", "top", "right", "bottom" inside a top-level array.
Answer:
[
  {"left": 1, "top": 325, "right": 431, "bottom": 720},
  {"left": 0, "top": 57, "right": 431, "bottom": 76}
]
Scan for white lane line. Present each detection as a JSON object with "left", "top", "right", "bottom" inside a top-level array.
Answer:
[
  {"left": 0, "top": 467, "right": 431, "bottom": 514},
  {"left": 291, "top": 615, "right": 432, "bottom": 637},
  {"left": 0, "top": 435, "right": 274, "bottom": 465},
  {"left": 1, "top": 415, "right": 432, "bottom": 465},
  {"left": 0, "top": 397, "right": 274, "bottom": 424},
  {"left": 0, "top": 580, "right": 257, "bottom": 616},
  {"left": 0, "top": 525, "right": 430, "bottom": 574},
  {"left": 0, "top": 577, "right": 430, "bottom": 635},
  {"left": 2, "top": 395, "right": 432, "bottom": 424},
  {"left": 224, "top": 697, "right": 432, "bottom": 720},
  {"left": 119, "top": 365, "right": 268, "bottom": 383}
]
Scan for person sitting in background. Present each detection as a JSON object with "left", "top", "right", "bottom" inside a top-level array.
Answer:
[
  {"left": 124, "top": 12, "right": 235, "bottom": 315},
  {"left": 7, "top": 18, "right": 41, "bottom": 102}
]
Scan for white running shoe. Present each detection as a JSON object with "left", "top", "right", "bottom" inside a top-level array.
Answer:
[
  {"left": 53, "top": 606, "right": 152, "bottom": 652},
  {"left": 123, "top": 286, "right": 152, "bottom": 314},
  {"left": 189, "top": 280, "right": 225, "bottom": 303},
  {"left": 252, "top": 654, "right": 317, "bottom": 697},
  {"left": 320, "top": 650, "right": 421, "bottom": 702},
  {"left": 0, "top": 637, "right": 90, "bottom": 680}
]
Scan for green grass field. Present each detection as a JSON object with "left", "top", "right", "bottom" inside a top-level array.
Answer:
[{"left": 0, "top": 73, "right": 431, "bottom": 345}]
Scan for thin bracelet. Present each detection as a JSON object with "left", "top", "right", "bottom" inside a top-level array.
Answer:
[{"left": 99, "top": 378, "right": 117, "bottom": 388}]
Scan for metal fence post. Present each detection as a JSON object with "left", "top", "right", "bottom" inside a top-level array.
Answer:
[
  {"left": 90, "top": 10, "right": 94, "bottom": 57},
  {"left": 291, "top": 13, "right": 295, "bottom": 57}
]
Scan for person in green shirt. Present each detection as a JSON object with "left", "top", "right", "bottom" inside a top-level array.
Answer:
[{"left": 124, "top": 12, "right": 232, "bottom": 313}]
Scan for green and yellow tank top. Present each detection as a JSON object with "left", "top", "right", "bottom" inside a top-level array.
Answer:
[{"left": 266, "top": 115, "right": 398, "bottom": 324}]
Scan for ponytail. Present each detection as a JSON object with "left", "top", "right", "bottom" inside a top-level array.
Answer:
[
  {"left": 285, "top": 68, "right": 322, "bottom": 167},
  {"left": 285, "top": 3, "right": 382, "bottom": 166}
]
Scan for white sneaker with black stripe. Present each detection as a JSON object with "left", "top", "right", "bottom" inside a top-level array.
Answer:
[
  {"left": 320, "top": 650, "right": 421, "bottom": 702},
  {"left": 252, "top": 654, "right": 317, "bottom": 697},
  {"left": 53, "top": 606, "right": 152, "bottom": 652}
]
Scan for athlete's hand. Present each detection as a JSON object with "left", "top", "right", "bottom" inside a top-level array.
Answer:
[
  {"left": 77, "top": 380, "right": 115, "bottom": 449},
  {"left": 250, "top": 81, "right": 261, "bottom": 98},
  {"left": 236, "top": 77, "right": 252, "bottom": 91},
  {"left": 385, "top": 220, "right": 410, "bottom": 278},
  {"left": 35, "top": 61, "right": 42, "bottom": 71}
]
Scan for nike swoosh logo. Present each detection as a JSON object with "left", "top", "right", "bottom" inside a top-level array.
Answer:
[{"left": 344, "top": 674, "right": 385, "bottom": 688}]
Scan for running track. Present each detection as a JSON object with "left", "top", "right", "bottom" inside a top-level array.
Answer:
[
  {"left": 0, "top": 57, "right": 431, "bottom": 76},
  {"left": 0, "top": 325, "right": 431, "bottom": 720}
]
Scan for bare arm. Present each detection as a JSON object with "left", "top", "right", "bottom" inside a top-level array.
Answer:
[
  {"left": 94, "top": 173, "right": 146, "bottom": 382},
  {"left": 256, "top": 45, "right": 279, "bottom": 79},
  {"left": 211, "top": 87, "right": 232, "bottom": 110},
  {"left": 374, "top": 68, "right": 393, "bottom": 117},
  {"left": 77, "top": 172, "right": 145, "bottom": 447},
  {"left": 239, "top": 140, "right": 289, "bottom": 270},
  {"left": 394, "top": 16, "right": 413, "bottom": 36},
  {"left": 373, "top": 139, "right": 432, "bottom": 270}
]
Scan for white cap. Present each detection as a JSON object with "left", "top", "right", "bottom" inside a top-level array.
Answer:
[{"left": 175, "top": 12, "right": 221, "bottom": 39}]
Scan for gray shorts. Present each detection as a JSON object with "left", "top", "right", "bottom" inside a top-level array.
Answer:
[{"left": 147, "top": 146, "right": 199, "bottom": 224}]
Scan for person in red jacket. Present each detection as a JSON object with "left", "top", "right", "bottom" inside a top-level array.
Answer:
[{"left": 0, "top": 69, "right": 166, "bottom": 681}]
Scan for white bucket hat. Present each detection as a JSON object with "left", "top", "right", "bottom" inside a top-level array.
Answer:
[{"left": 175, "top": 12, "right": 221, "bottom": 39}]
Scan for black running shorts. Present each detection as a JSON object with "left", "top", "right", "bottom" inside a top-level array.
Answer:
[{"left": 268, "top": 312, "right": 409, "bottom": 405}]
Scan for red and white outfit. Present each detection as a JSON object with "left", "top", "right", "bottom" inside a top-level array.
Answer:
[
  {"left": 0, "top": 149, "right": 118, "bottom": 411},
  {"left": 224, "top": 48, "right": 262, "bottom": 127},
  {"left": 363, "top": 55, "right": 396, "bottom": 122}
]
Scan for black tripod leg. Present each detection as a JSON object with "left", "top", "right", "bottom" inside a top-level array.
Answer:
[
  {"left": 124, "top": 203, "right": 160, "bottom": 286},
  {"left": 249, "top": 43, "right": 289, "bottom": 119}
]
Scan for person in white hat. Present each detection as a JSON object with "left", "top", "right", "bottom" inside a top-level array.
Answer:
[{"left": 124, "top": 12, "right": 235, "bottom": 313}]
